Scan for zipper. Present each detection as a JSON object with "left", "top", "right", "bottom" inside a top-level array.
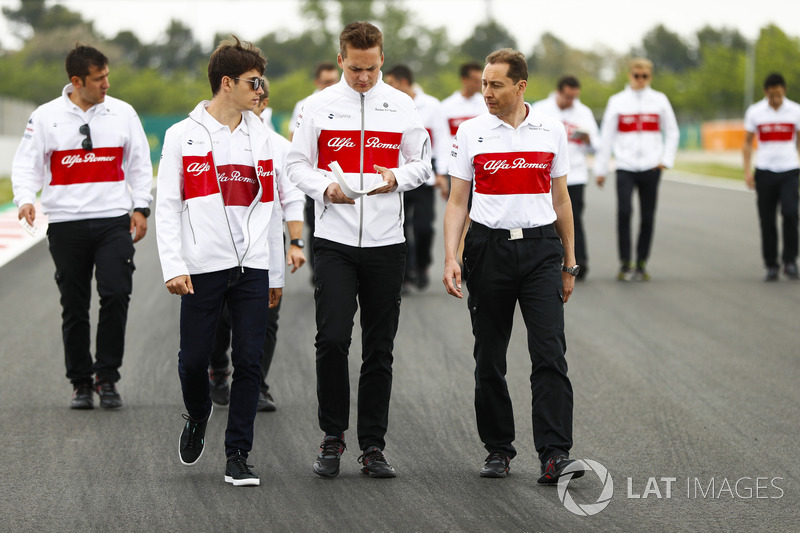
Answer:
[
  {"left": 184, "top": 204, "right": 196, "bottom": 244},
  {"left": 358, "top": 93, "right": 365, "bottom": 247},
  {"left": 189, "top": 115, "right": 242, "bottom": 269}
]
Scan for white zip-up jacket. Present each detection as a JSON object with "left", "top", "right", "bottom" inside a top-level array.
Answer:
[
  {"left": 155, "top": 101, "right": 284, "bottom": 288},
  {"left": 12, "top": 84, "right": 153, "bottom": 222},
  {"left": 593, "top": 85, "right": 679, "bottom": 175},
  {"left": 268, "top": 129, "right": 305, "bottom": 222},
  {"left": 286, "top": 76, "right": 432, "bottom": 247}
]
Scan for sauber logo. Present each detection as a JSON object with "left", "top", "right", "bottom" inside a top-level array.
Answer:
[
  {"left": 365, "top": 137, "right": 401, "bottom": 150},
  {"left": 186, "top": 162, "right": 211, "bottom": 176},
  {"left": 327, "top": 137, "right": 357, "bottom": 151},
  {"left": 61, "top": 152, "right": 118, "bottom": 168},
  {"left": 483, "top": 158, "right": 549, "bottom": 174}
]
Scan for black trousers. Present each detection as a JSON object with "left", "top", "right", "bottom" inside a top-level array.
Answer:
[
  {"left": 313, "top": 238, "right": 406, "bottom": 451},
  {"left": 754, "top": 168, "right": 799, "bottom": 268},
  {"left": 178, "top": 267, "right": 269, "bottom": 457},
  {"left": 568, "top": 184, "right": 587, "bottom": 266},
  {"left": 403, "top": 185, "right": 435, "bottom": 279},
  {"left": 462, "top": 222, "right": 573, "bottom": 463},
  {"left": 305, "top": 196, "right": 316, "bottom": 273},
  {"left": 210, "top": 298, "right": 280, "bottom": 394},
  {"left": 616, "top": 168, "right": 661, "bottom": 265},
  {"left": 47, "top": 214, "right": 135, "bottom": 385}
]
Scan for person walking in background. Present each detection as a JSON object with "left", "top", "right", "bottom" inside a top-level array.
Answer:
[
  {"left": 156, "top": 37, "right": 284, "bottom": 487},
  {"left": 443, "top": 48, "right": 583, "bottom": 484},
  {"left": 11, "top": 44, "right": 153, "bottom": 410},
  {"left": 594, "top": 58, "right": 679, "bottom": 281},
  {"left": 385, "top": 64, "right": 450, "bottom": 290},
  {"left": 743, "top": 72, "right": 800, "bottom": 281},
  {"left": 287, "top": 21, "right": 431, "bottom": 479},
  {"left": 532, "top": 75, "right": 599, "bottom": 280},
  {"left": 208, "top": 80, "right": 307, "bottom": 411}
]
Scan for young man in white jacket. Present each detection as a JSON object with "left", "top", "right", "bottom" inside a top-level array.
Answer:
[
  {"left": 594, "top": 58, "right": 679, "bottom": 281},
  {"left": 287, "top": 21, "right": 431, "bottom": 479},
  {"left": 531, "top": 75, "right": 600, "bottom": 280},
  {"left": 155, "top": 37, "right": 284, "bottom": 487},
  {"left": 11, "top": 45, "right": 153, "bottom": 410}
]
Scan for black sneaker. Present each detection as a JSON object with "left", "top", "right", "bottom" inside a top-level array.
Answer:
[
  {"left": 224, "top": 450, "right": 260, "bottom": 487},
  {"left": 179, "top": 406, "right": 212, "bottom": 466},
  {"left": 480, "top": 452, "right": 510, "bottom": 478},
  {"left": 538, "top": 455, "right": 585, "bottom": 484},
  {"left": 95, "top": 378, "right": 123, "bottom": 409},
  {"left": 70, "top": 381, "right": 94, "bottom": 410},
  {"left": 765, "top": 267, "right": 780, "bottom": 282},
  {"left": 313, "top": 435, "right": 346, "bottom": 478},
  {"left": 209, "top": 369, "right": 230, "bottom": 406},
  {"left": 358, "top": 446, "right": 397, "bottom": 478},
  {"left": 784, "top": 263, "right": 799, "bottom": 280},
  {"left": 257, "top": 391, "right": 276, "bottom": 412}
]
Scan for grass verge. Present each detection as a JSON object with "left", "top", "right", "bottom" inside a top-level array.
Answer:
[{"left": 671, "top": 162, "right": 743, "bottom": 181}]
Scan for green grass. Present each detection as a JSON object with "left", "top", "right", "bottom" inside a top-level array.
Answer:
[
  {"left": 671, "top": 162, "right": 743, "bottom": 180},
  {"left": 0, "top": 177, "right": 12, "bottom": 206}
]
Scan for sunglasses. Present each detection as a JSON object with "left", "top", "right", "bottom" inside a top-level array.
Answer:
[
  {"left": 235, "top": 77, "right": 266, "bottom": 91},
  {"left": 79, "top": 123, "right": 92, "bottom": 151},
  {"left": 632, "top": 73, "right": 651, "bottom": 80}
]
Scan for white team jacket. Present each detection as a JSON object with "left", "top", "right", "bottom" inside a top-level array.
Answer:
[
  {"left": 286, "top": 76, "right": 432, "bottom": 248},
  {"left": 593, "top": 86, "right": 679, "bottom": 175},
  {"left": 12, "top": 85, "right": 153, "bottom": 222},
  {"left": 155, "top": 101, "right": 284, "bottom": 288}
]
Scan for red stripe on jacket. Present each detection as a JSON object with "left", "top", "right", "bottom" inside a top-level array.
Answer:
[
  {"left": 617, "top": 114, "right": 660, "bottom": 133},
  {"left": 183, "top": 153, "right": 274, "bottom": 204},
  {"left": 49, "top": 147, "right": 124, "bottom": 185},
  {"left": 317, "top": 130, "right": 402, "bottom": 173}
]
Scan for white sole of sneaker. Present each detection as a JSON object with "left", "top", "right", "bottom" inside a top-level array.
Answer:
[
  {"left": 178, "top": 405, "right": 212, "bottom": 467},
  {"left": 224, "top": 475, "right": 260, "bottom": 486}
]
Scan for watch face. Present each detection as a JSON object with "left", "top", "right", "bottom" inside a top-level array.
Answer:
[{"left": 291, "top": 239, "right": 305, "bottom": 248}]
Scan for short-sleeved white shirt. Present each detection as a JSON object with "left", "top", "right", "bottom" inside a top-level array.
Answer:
[
  {"left": 450, "top": 103, "right": 570, "bottom": 229},
  {"left": 744, "top": 97, "right": 800, "bottom": 172}
]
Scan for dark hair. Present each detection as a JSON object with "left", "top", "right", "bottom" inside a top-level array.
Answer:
[
  {"left": 339, "top": 21, "right": 383, "bottom": 58},
  {"left": 65, "top": 44, "right": 108, "bottom": 81},
  {"left": 385, "top": 64, "right": 414, "bottom": 85},
  {"left": 485, "top": 48, "right": 528, "bottom": 83},
  {"left": 314, "top": 61, "right": 337, "bottom": 79},
  {"left": 557, "top": 75, "right": 580, "bottom": 91},
  {"left": 764, "top": 73, "right": 786, "bottom": 90},
  {"left": 207, "top": 36, "right": 266, "bottom": 95},
  {"left": 459, "top": 61, "right": 483, "bottom": 79}
]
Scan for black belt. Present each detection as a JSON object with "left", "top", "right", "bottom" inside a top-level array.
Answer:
[{"left": 469, "top": 221, "right": 556, "bottom": 240}]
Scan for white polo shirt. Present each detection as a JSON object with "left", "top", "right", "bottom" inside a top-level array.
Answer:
[
  {"left": 450, "top": 103, "right": 570, "bottom": 230},
  {"left": 744, "top": 97, "right": 800, "bottom": 172}
]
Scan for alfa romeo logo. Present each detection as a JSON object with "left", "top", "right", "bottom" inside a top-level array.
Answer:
[{"left": 557, "top": 459, "right": 614, "bottom": 516}]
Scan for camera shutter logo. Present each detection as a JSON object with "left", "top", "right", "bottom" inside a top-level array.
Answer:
[{"left": 557, "top": 459, "right": 614, "bottom": 516}]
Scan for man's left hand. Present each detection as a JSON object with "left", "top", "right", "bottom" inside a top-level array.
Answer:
[
  {"left": 130, "top": 211, "right": 148, "bottom": 243},
  {"left": 561, "top": 272, "right": 575, "bottom": 303},
  {"left": 368, "top": 165, "right": 398, "bottom": 195},
  {"left": 287, "top": 246, "right": 306, "bottom": 273}
]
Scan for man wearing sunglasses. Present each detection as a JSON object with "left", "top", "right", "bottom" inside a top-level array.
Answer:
[
  {"left": 156, "top": 37, "right": 284, "bottom": 487},
  {"left": 11, "top": 45, "right": 153, "bottom": 410},
  {"left": 594, "top": 58, "right": 679, "bottom": 281}
]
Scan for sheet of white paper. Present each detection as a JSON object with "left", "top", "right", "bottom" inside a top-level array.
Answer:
[
  {"left": 18, "top": 217, "right": 38, "bottom": 237},
  {"left": 329, "top": 161, "right": 385, "bottom": 199}
]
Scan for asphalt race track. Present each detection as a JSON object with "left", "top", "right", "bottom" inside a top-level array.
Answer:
[{"left": 1, "top": 172, "right": 798, "bottom": 532}]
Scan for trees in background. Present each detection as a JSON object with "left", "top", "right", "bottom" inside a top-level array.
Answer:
[{"left": 1, "top": 0, "right": 799, "bottom": 122}]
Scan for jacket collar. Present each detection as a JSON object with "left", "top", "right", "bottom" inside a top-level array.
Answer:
[
  {"left": 61, "top": 84, "right": 109, "bottom": 116},
  {"left": 338, "top": 72, "right": 385, "bottom": 100}
]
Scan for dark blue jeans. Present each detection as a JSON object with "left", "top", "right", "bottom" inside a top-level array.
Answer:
[{"left": 178, "top": 267, "right": 269, "bottom": 457}]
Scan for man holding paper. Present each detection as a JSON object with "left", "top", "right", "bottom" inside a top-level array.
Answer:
[{"left": 287, "top": 21, "right": 431, "bottom": 479}]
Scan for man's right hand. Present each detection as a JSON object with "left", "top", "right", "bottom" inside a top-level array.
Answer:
[
  {"left": 443, "top": 258, "right": 463, "bottom": 299},
  {"left": 166, "top": 275, "right": 194, "bottom": 295},
  {"left": 745, "top": 171, "right": 755, "bottom": 190},
  {"left": 324, "top": 183, "right": 356, "bottom": 204},
  {"left": 596, "top": 175, "right": 606, "bottom": 188},
  {"left": 18, "top": 204, "right": 35, "bottom": 225}
]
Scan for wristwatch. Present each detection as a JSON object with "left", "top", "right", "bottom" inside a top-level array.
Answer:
[
  {"left": 133, "top": 207, "right": 151, "bottom": 218},
  {"left": 290, "top": 238, "right": 305, "bottom": 249},
  {"left": 561, "top": 264, "right": 580, "bottom": 276}
]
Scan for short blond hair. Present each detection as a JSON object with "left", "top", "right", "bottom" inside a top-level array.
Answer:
[{"left": 629, "top": 58, "right": 653, "bottom": 72}]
